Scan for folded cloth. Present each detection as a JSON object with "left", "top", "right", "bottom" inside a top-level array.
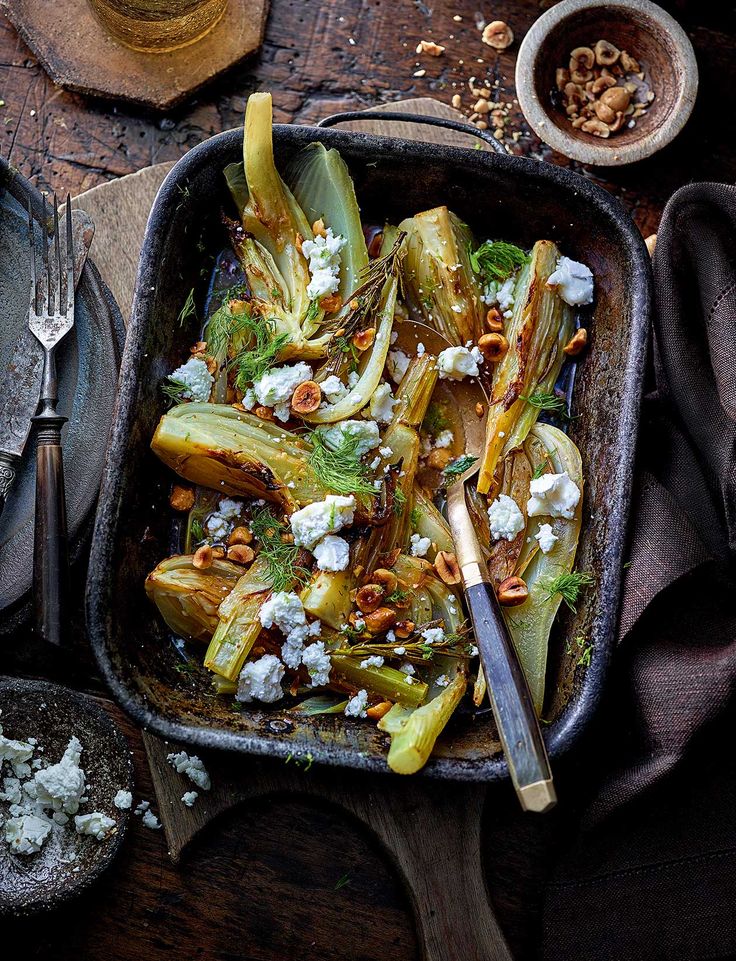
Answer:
[{"left": 540, "top": 183, "right": 736, "bottom": 960}]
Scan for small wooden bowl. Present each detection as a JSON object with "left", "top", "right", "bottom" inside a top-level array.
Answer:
[{"left": 516, "top": 0, "right": 698, "bottom": 166}]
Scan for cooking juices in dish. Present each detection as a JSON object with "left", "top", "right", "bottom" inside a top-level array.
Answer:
[{"left": 144, "top": 92, "right": 595, "bottom": 775}]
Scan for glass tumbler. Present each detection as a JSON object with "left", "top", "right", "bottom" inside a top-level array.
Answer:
[{"left": 88, "top": 0, "right": 228, "bottom": 53}]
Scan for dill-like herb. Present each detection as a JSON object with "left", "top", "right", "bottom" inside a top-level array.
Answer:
[
  {"left": 190, "top": 519, "right": 204, "bottom": 543},
  {"left": 386, "top": 587, "right": 409, "bottom": 605},
  {"left": 393, "top": 487, "right": 407, "bottom": 517},
  {"left": 409, "top": 505, "right": 421, "bottom": 527},
  {"left": 307, "top": 428, "right": 377, "bottom": 497},
  {"left": 422, "top": 402, "right": 447, "bottom": 435},
  {"left": 469, "top": 241, "right": 528, "bottom": 283},
  {"left": 522, "top": 389, "right": 569, "bottom": 418},
  {"left": 532, "top": 462, "right": 547, "bottom": 480},
  {"left": 442, "top": 454, "right": 478, "bottom": 484},
  {"left": 334, "top": 873, "right": 351, "bottom": 891},
  {"left": 174, "top": 661, "right": 198, "bottom": 675},
  {"left": 177, "top": 288, "right": 197, "bottom": 328},
  {"left": 544, "top": 571, "right": 595, "bottom": 612},
  {"left": 250, "top": 506, "right": 309, "bottom": 593},
  {"left": 228, "top": 316, "right": 291, "bottom": 391},
  {"left": 161, "top": 379, "right": 188, "bottom": 406},
  {"left": 419, "top": 643, "right": 434, "bottom": 660}
]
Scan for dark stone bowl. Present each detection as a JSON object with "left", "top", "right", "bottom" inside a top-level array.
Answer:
[
  {"left": 0, "top": 677, "right": 133, "bottom": 915},
  {"left": 86, "top": 122, "right": 651, "bottom": 781}
]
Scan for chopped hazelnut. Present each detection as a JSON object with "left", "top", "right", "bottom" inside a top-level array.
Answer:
[
  {"left": 416, "top": 39, "right": 445, "bottom": 56},
  {"left": 169, "top": 485, "right": 195, "bottom": 512},
  {"left": 481, "top": 20, "right": 514, "bottom": 50}
]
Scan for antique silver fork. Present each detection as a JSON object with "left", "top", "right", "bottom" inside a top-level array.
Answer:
[{"left": 28, "top": 194, "right": 75, "bottom": 648}]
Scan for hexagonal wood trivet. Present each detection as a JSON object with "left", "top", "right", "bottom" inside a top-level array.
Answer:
[{"left": 0, "top": 0, "right": 269, "bottom": 111}]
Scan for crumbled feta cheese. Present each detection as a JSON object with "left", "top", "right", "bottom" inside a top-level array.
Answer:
[
  {"left": 167, "top": 357, "right": 213, "bottom": 403},
  {"left": 290, "top": 495, "right": 356, "bottom": 550},
  {"left": 400, "top": 662, "right": 416, "bottom": 676},
  {"left": 359, "top": 656, "right": 385, "bottom": 669},
  {"left": 347, "top": 370, "right": 360, "bottom": 388},
  {"left": 535, "top": 523, "right": 559, "bottom": 553},
  {"left": 74, "top": 812, "right": 116, "bottom": 841},
  {"left": 527, "top": 471, "right": 581, "bottom": 519},
  {"left": 387, "top": 349, "right": 411, "bottom": 384},
  {"left": 344, "top": 690, "right": 369, "bottom": 718},
  {"left": 313, "top": 534, "right": 350, "bottom": 572},
  {"left": 253, "top": 362, "right": 312, "bottom": 410},
  {"left": 34, "top": 736, "right": 86, "bottom": 816},
  {"left": 321, "top": 420, "right": 380, "bottom": 457},
  {"left": 370, "top": 382, "right": 398, "bottom": 424},
  {"left": 113, "top": 789, "right": 132, "bottom": 810},
  {"left": 546, "top": 256, "right": 594, "bottom": 306},
  {"left": 488, "top": 494, "right": 525, "bottom": 542},
  {"left": 436, "top": 674, "right": 451, "bottom": 687},
  {"left": 181, "top": 791, "right": 198, "bottom": 807},
  {"left": 237, "top": 654, "right": 285, "bottom": 703},
  {"left": 421, "top": 627, "right": 445, "bottom": 645},
  {"left": 142, "top": 809, "right": 162, "bottom": 830},
  {"left": 410, "top": 533, "right": 431, "bottom": 557},
  {"left": 379, "top": 446, "right": 393, "bottom": 458},
  {"left": 0, "top": 732, "right": 34, "bottom": 777},
  {"left": 416, "top": 342, "right": 426, "bottom": 357},
  {"left": 321, "top": 374, "right": 348, "bottom": 404},
  {"left": 393, "top": 646, "right": 406, "bottom": 655},
  {"left": 217, "top": 498, "right": 241, "bottom": 520},
  {"left": 0, "top": 776, "right": 21, "bottom": 805},
  {"left": 436, "top": 345, "right": 482, "bottom": 381},
  {"left": 5, "top": 814, "right": 52, "bottom": 854},
  {"left": 260, "top": 591, "right": 307, "bottom": 636},
  {"left": 433, "top": 429, "right": 454, "bottom": 449},
  {"left": 166, "top": 751, "right": 211, "bottom": 791},
  {"left": 301, "top": 641, "right": 332, "bottom": 687},
  {"left": 134, "top": 800, "right": 150, "bottom": 815},
  {"left": 302, "top": 228, "right": 346, "bottom": 299},
  {"left": 482, "top": 275, "right": 516, "bottom": 318}
]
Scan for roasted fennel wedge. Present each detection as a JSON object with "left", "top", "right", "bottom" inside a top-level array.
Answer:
[
  {"left": 476, "top": 240, "right": 575, "bottom": 495},
  {"left": 503, "top": 424, "right": 584, "bottom": 713},
  {"left": 399, "top": 207, "right": 485, "bottom": 345}
]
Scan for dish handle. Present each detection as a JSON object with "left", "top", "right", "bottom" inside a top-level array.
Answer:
[{"left": 316, "top": 110, "right": 507, "bottom": 154}]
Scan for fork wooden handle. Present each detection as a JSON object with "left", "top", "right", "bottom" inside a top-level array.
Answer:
[{"left": 32, "top": 399, "right": 69, "bottom": 648}]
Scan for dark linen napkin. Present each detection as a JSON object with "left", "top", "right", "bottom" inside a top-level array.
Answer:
[{"left": 535, "top": 183, "right": 736, "bottom": 961}]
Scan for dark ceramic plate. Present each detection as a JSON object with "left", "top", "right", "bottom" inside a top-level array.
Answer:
[
  {"left": 0, "top": 162, "right": 125, "bottom": 634},
  {"left": 0, "top": 677, "right": 132, "bottom": 915},
  {"left": 87, "top": 122, "right": 651, "bottom": 781}
]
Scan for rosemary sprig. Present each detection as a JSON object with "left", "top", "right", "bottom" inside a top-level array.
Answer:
[
  {"left": 307, "top": 428, "right": 377, "bottom": 497},
  {"left": 325, "top": 230, "right": 406, "bottom": 348},
  {"left": 442, "top": 454, "right": 478, "bottom": 485},
  {"left": 334, "top": 621, "right": 472, "bottom": 663},
  {"left": 469, "top": 240, "right": 528, "bottom": 283},
  {"left": 543, "top": 571, "right": 595, "bottom": 612},
  {"left": 177, "top": 288, "right": 197, "bottom": 328},
  {"left": 522, "top": 390, "right": 570, "bottom": 419},
  {"left": 250, "top": 506, "right": 309, "bottom": 593}
]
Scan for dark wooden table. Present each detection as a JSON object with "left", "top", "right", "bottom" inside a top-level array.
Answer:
[{"left": 3, "top": 1, "right": 736, "bottom": 958}]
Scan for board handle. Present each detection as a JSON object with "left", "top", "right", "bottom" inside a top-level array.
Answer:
[{"left": 316, "top": 110, "right": 507, "bottom": 154}]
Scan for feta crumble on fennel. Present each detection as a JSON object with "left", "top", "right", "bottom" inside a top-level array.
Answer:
[
  {"left": 344, "top": 690, "right": 369, "bottom": 718},
  {"left": 237, "top": 654, "right": 285, "bottom": 704},
  {"left": 487, "top": 494, "right": 525, "bottom": 542},
  {"left": 289, "top": 495, "right": 356, "bottom": 551},
  {"left": 436, "top": 345, "right": 483, "bottom": 381},
  {"left": 167, "top": 357, "right": 213, "bottom": 403},
  {"left": 527, "top": 472, "right": 581, "bottom": 520},
  {"left": 535, "top": 523, "right": 559, "bottom": 553},
  {"left": 546, "top": 256, "right": 594, "bottom": 306},
  {"left": 302, "top": 227, "right": 346, "bottom": 300}
]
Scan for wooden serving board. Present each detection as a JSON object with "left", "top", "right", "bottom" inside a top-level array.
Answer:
[{"left": 75, "top": 98, "right": 513, "bottom": 961}]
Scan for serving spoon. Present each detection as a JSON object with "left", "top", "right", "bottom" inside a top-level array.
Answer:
[{"left": 393, "top": 322, "right": 556, "bottom": 813}]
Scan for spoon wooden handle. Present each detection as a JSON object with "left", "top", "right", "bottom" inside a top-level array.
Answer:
[{"left": 446, "top": 480, "right": 556, "bottom": 812}]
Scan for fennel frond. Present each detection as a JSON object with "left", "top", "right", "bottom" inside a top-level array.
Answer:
[
  {"left": 543, "top": 570, "right": 594, "bottom": 612},
  {"left": 177, "top": 288, "right": 197, "bottom": 328},
  {"left": 161, "top": 379, "right": 189, "bottom": 406},
  {"left": 469, "top": 240, "right": 528, "bottom": 283},
  {"left": 522, "top": 389, "right": 570, "bottom": 419},
  {"left": 250, "top": 506, "right": 309, "bottom": 592},
  {"left": 307, "top": 428, "right": 377, "bottom": 497},
  {"left": 441, "top": 454, "right": 478, "bottom": 484}
]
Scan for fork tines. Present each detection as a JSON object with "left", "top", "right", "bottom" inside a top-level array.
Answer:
[{"left": 27, "top": 193, "right": 75, "bottom": 334}]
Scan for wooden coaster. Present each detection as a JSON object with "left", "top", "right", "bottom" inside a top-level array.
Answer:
[{"left": 0, "top": 0, "right": 269, "bottom": 111}]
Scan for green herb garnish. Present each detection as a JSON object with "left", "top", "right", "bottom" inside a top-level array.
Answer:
[
  {"left": 250, "top": 506, "right": 309, "bottom": 592},
  {"left": 307, "top": 428, "right": 377, "bottom": 497},
  {"left": 522, "top": 390, "right": 569, "bottom": 418},
  {"left": 442, "top": 454, "right": 478, "bottom": 484},
  {"left": 543, "top": 571, "right": 595, "bottom": 612},
  {"left": 386, "top": 587, "right": 409, "bottom": 605},
  {"left": 333, "top": 333, "right": 360, "bottom": 373},
  {"left": 190, "top": 518, "right": 204, "bottom": 543},
  {"left": 422, "top": 401, "right": 448, "bottom": 435},
  {"left": 469, "top": 240, "right": 528, "bottom": 283},
  {"left": 409, "top": 505, "right": 421, "bottom": 527},
  {"left": 161, "top": 379, "right": 189, "bottom": 406},
  {"left": 228, "top": 315, "right": 291, "bottom": 390},
  {"left": 177, "top": 288, "right": 197, "bottom": 328},
  {"left": 393, "top": 487, "right": 407, "bottom": 517}
]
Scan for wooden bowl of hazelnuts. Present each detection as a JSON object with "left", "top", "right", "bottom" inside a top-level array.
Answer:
[{"left": 515, "top": 0, "right": 698, "bottom": 166}]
